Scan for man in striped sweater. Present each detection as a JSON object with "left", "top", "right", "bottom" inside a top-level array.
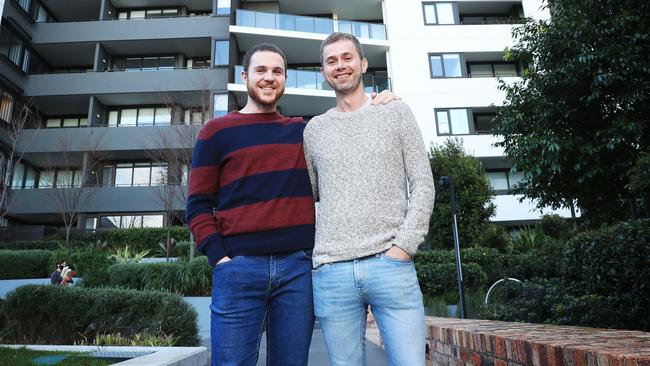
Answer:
[
  {"left": 186, "top": 42, "right": 398, "bottom": 365},
  {"left": 186, "top": 43, "right": 314, "bottom": 366}
]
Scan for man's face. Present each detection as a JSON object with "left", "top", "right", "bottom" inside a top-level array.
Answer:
[
  {"left": 321, "top": 40, "right": 368, "bottom": 94},
  {"left": 242, "top": 51, "right": 286, "bottom": 107}
]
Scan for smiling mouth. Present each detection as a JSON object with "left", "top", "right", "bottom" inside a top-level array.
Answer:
[{"left": 334, "top": 73, "right": 352, "bottom": 80}]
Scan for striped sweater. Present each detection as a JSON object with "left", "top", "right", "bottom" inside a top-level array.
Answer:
[{"left": 186, "top": 111, "right": 315, "bottom": 265}]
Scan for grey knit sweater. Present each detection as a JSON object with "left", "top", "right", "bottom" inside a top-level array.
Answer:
[{"left": 303, "top": 99, "right": 435, "bottom": 268}]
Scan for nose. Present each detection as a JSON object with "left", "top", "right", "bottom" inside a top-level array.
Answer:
[{"left": 263, "top": 70, "right": 275, "bottom": 81}]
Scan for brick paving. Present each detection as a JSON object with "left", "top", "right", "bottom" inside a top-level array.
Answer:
[{"left": 426, "top": 317, "right": 650, "bottom": 366}]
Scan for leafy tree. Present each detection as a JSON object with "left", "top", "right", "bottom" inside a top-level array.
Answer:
[
  {"left": 428, "top": 139, "right": 495, "bottom": 249},
  {"left": 493, "top": 0, "right": 650, "bottom": 226}
]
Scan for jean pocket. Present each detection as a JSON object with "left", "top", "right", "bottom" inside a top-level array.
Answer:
[
  {"left": 213, "top": 255, "right": 242, "bottom": 270},
  {"left": 380, "top": 253, "right": 413, "bottom": 264},
  {"left": 311, "top": 263, "right": 330, "bottom": 275},
  {"left": 301, "top": 249, "right": 313, "bottom": 260}
]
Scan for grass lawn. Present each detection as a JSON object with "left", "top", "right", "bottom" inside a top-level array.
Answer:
[{"left": 0, "top": 347, "right": 111, "bottom": 366}]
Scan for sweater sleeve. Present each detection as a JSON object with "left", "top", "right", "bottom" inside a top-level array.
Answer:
[
  {"left": 303, "top": 126, "right": 320, "bottom": 202},
  {"left": 186, "top": 124, "right": 228, "bottom": 266},
  {"left": 392, "top": 103, "right": 435, "bottom": 256}
]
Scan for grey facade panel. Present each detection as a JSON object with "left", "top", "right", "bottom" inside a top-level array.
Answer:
[
  {"left": 17, "top": 125, "right": 201, "bottom": 153},
  {"left": 31, "top": 16, "right": 230, "bottom": 44},
  {"left": 8, "top": 185, "right": 186, "bottom": 215},
  {"left": 22, "top": 68, "right": 228, "bottom": 96}
]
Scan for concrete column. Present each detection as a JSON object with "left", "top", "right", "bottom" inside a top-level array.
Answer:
[
  {"left": 99, "top": 0, "right": 116, "bottom": 20},
  {"left": 93, "top": 43, "right": 110, "bottom": 72},
  {"left": 87, "top": 96, "right": 107, "bottom": 127}
]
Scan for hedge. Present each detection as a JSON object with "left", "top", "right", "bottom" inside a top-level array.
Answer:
[
  {"left": 0, "top": 250, "right": 51, "bottom": 279},
  {"left": 416, "top": 262, "right": 487, "bottom": 298},
  {"left": 0, "top": 285, "right": 199, "bottom": 346},
  {"left": 108, "top": 257, "right": 212, "bottom": 296},
  {"left": 483, "top": 219, "right": 650, "bottom": 331},
  {"left": 0, "top": 240, "right": 86, "bottom": 251},
  {"left": 105, "top": 227, "right": 191, "bottom": 254}
]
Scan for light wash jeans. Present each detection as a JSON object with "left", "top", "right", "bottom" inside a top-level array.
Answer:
[
  {"left": 210, "top": 250, "right": 314, "bottom": 366},
  {"left": 312, "top": 252, "right": 425, "bottom": 366}
]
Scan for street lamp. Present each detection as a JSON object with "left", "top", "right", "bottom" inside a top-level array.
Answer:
[{"left": 439, "top": 176, "right": 467, "bottom": 319}]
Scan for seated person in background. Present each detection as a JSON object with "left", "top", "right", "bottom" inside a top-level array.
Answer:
[
  {"left": 49, "top": 260, "right": 66, "bottom": 285},
  {"left": 60, "top": 265, "right": 76, "bottom": 287}
]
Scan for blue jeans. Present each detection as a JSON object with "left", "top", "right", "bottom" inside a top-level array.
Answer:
[
  {"left": 313, "top": 252, "right": 425, "bottom": 366},
  {"left": 211, "top": 250, "right": 314, "bottom": 366}
]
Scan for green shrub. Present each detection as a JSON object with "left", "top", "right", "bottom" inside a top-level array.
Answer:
[
  {"left": 483, "top": 219, "right": 650, "bottom": 332},
  {"left": 477, "top": 224, "right": 511, "bottom": 252},
  {"left": 460, "top": 247, "right": 506, "bottom": 284},
  {"left": 560, "top": 219, "right": 650, "bottom": 329},
  {"left": 502, "top": 249, "right": 562, "bottom": 280},
  {"left": 0, "top": 250, "right": 51, "bottom": 279},
  {"left": 539, "top": 214, "right": 575, "bottom": 240},
  {"left": 0, "top": 240, "right": 87, "bottom": 251},
  {"left": 107, "top": 256, "right": 212, "bottom": 296},
  {"left": 50, "top": 246, "right": 115, "bottom": 287},
  {"left": 416, "top": 262, "right": 487, "bottom": 298},
  {"left": 0, "top": 285, "right": 199, "bottom": 346},
  {"left": 106, "top": 227, "right": 191, "bottom": 255},
  {"left": 415, "top": 248, "right": 505, "bottom": 284}
]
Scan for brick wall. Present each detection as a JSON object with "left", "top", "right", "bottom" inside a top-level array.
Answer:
[{"left": 426, "top": 317, "right": 650, "bottom": 366}]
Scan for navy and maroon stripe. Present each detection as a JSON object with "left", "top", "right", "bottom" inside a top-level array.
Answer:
[{"left": 186, "top": 111, "right": 315, "bottom": 265}]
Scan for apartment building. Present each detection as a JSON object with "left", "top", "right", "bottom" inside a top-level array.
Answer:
[{"left": 0, "top": 0, "right": 568, "bottom": 234}]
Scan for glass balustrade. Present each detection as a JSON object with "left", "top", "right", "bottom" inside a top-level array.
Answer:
[
  {"left": 236, "top": 10, "right": 387, "bottom": 40},
  {"left": 234, "top": 65, "right": 391, "bottom": 92}
]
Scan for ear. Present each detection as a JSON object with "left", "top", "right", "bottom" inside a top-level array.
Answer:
[
  {"left": 320, "top": 67, "right": 325, "bottom": 78},
  {"left": 361, "top": 58, "right": 368, "bottom": 74},
  {"left": 241, "top": 70, "right": 248, "bottom": 84}
]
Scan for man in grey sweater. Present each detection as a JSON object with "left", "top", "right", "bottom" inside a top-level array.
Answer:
[{"left": 303, "top": 32, "right": 435, "bottom": 366}]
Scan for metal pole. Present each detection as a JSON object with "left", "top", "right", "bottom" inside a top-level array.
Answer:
[{"left": 441, "top": 176, "right": 467, "bottom": 319}]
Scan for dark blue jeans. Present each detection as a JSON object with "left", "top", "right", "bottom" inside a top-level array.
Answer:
[{"left": 210, "top": 249, "right": 314, "bottom": 366}]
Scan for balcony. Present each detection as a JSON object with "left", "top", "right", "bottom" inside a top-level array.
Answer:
[
  {"left": 22, "top": 68, "right": 227, "bottom": 97},
  {"left": 236, "top": 10, "right": 386, "bottom": 40}
]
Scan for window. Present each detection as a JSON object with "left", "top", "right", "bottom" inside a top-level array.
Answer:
[
  {"left": 186, "top": 58, "right": 210, "bottom": 69},
  {"left": 422, "top": 2, "right": 456, "bottom": 25},
  {"left": 0, "top": 27, "right": 31, "bottom": 72},
  {"left": 94, "top": 214, "right": 164, "bottom": 229},
  {"left": 214, "top": 40, "right": 229, "bottom": 66},
  {"left": 0, "top": 90, "right": 14, "bottom": 122},
  {"left": 113, "top": 56, "right": 177, "bottom": 71},
  {"left": 107, "top": 107, "right": 172, "bottom": 127},
  {"left": 468, "top": 62, "right": 520, "bottom": 78},
  {"left": 214, "top": 94, "right": 228, "bottom": 117},
  {"left": 11, "top": 163, "right": 25, "bottom": 189},
  {"left": 429, "top": 53, "right": 462, "bottom": 78},
  {"left": 473, "top": 113, "right": 496, "bottom": 134},
  {"left": 37, "top": 169, "right": 83, "bottom": 188},
  {"left": 487, "top": 169, "right": 524, "bottom": 194},
  {"left": 45, "top": 116, "right": 88, "bottom": 128},
  {"left": 105, "top": 162, "right": 169, "bottom": 187},
  {"left": 216, "top": 0, "right": 231, "bottom": 15},
  {"left": 184, "top": 108, "right": 207, "bottom": 124},
  {"left": 436, "top": 109, "right": 470, "bottom": 135}
]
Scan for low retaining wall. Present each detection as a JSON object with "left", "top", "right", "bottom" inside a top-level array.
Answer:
[{"left": 426, "top": 318, "right": 650, "bottom": 366}]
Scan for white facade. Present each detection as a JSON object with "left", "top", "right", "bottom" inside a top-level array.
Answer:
[{"left": 379, "top": 0, "right": 566, "bottom": 223}]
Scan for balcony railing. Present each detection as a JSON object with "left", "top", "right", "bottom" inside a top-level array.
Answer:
[
  {"left": 236, "top": 10, "right": 387, "bottom": 40},
  {"left": 234, "top": 66, "right": 391, "bottom": 93}
]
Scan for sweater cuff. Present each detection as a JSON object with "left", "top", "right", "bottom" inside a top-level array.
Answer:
[{"left": 197, "top": 233, "right": 229, "bottom": 267}]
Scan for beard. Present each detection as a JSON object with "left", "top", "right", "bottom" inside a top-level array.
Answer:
[
  {"left": 327, "top": 71, "right": 363, "bottom": 95},
  {"left": 246, "top": 80, "right": 285, "bottom": 107}
]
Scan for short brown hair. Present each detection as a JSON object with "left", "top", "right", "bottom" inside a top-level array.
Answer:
[
  {"left": 242, "top": 43, "right": 287, "bottom": 74},
  {"left": 320, "top": 32, "right": 364, "bottom": 66}
]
